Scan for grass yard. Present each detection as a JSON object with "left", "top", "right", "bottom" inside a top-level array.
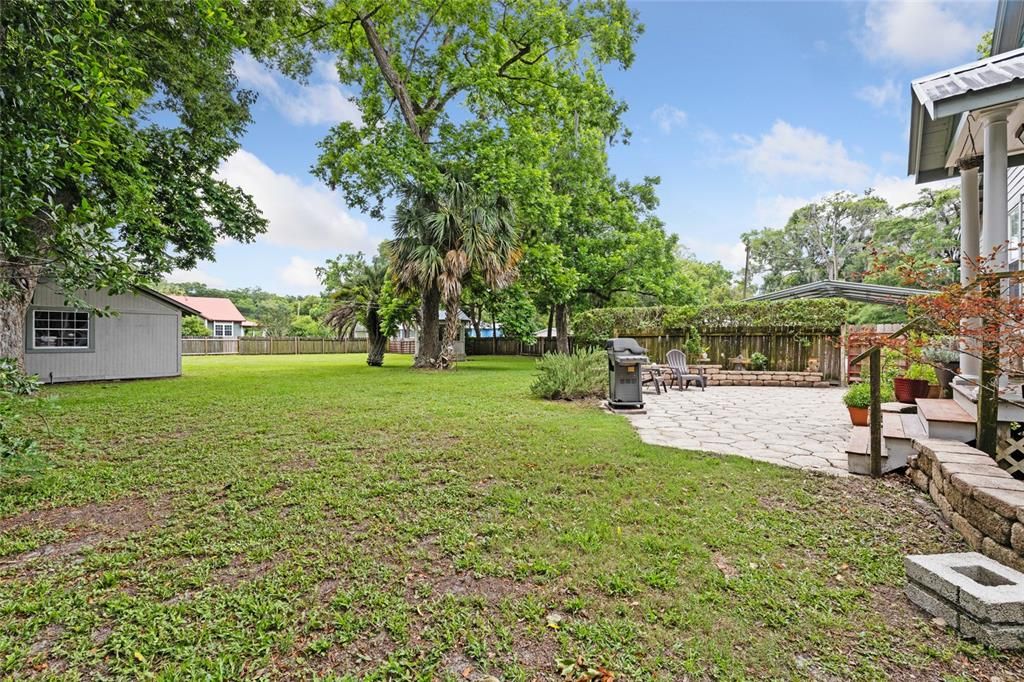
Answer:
[{"left": 1, "top": 354, "right": 1022, "bottom": 680}]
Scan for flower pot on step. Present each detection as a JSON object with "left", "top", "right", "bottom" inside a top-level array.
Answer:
[
  {"left": 848, "top": 406, "right": 869, "bottom": 426},
  {"left": 893, "top": 377, "right": 930, "bottom": 404},
  {"left": 927, "top": 383, "right": 941, "bottom": 399}
]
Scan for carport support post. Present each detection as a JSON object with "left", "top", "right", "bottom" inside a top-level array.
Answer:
[
  {"left": 869, "top": 347, "right": 882, "bottom": 478},
  {"left": 977, "top": 277, "right": 1000, "bottom": 457},
  {"left": 959, "top": 161, "right": 981, "bottom": 381}
]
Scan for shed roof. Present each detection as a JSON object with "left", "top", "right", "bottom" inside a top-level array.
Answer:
[
  {"left": 166, "top": 295, "right": 246, "bottom": 322},
  {"left": 746, "top": 280, "right": 933, "bottom": 306}
]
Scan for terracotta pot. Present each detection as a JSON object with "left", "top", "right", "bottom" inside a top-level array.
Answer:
[
  {"left": 927, "top": 384, "right": 941, "bottom": 399},
  {"left": 893, "top": 377, "right": 930, "bottom": 404},
  {"left": 848, "top": 406, "right": 869, "bottom": 426},
  {"left": 937, "top": 361, "right": 958, "bottom": 397}
]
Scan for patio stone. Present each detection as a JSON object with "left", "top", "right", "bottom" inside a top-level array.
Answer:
[{"left": 624, "top": 385, "right": 852, "bottom": 475}]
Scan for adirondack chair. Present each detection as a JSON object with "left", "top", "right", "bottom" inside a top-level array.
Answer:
[{"left": 665, "top": 349, "right": 707, "bottom": 391}]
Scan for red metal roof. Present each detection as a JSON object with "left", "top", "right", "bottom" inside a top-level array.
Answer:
[{"left": 166, "top": 295, "right": 246, "bottom": 322}]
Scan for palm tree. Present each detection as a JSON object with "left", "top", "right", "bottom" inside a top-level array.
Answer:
[
  {"left": 390, "top": 171, "right": 520, "bottom": 368},
  {"left": 324, "top": 252, "right": 389, "bottom": 366}
]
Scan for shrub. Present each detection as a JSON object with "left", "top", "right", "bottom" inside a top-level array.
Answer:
[
  {"left": 0, "top": 359, "right": 43, "bottom": 466},
  {"left": 181, "top": 316, "right": 211, "bottom": 337},
  {"left": 843, "top": 381, "right": 895, "bottom": 408},
  {"left": 684, "top": 327, "right": 703, "bottom": 358},
  {"left": 749, "top": 352, "right": 768, "bottom": 371},
  {"left": 904, "top": 363, "right": 938, "bottom": 383},
  {"left": 531, "top": 350, "right": 606, "bottom": 400}
]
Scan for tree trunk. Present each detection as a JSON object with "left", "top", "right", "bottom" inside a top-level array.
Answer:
[
  {"left": 491, "top": 307, "right": 498, "bottom": 355},
  {"left": 366, "top": 309, "right": 386, "bottom": 367},
  {"left": 555, "top": 303, "right": 570, "bottom": 354},
  {"left": 438, "top": 299, "right": 462, "bottom": 368},
  {"left": 0, "top": 265, "right": 40, "bottom": 371},
  {"left": 415, "top": 285, "right": 441, "bottom": 368}
]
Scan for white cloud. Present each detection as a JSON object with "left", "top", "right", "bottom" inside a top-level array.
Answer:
[
  {"left": 754, "top": 194, "right": 816, "bottom": 229},
  {"left": 216, "top": 149, "right": 377, "bottom": 252},
  {"left": 856, "top": 79, "right": 902, "bottom": 111},
  {"left": 738, "top": 120, "right": 871, "bottom": 186},
  {"left": 869, "top": 173, "right": 956, "bottom": 207},
  {"left": 813, "top": 39, "right": 828, "bottom": 53},
  {"left": 278, "top": 256, "right": 322, "bottom": 294},
  {"left": 859, "top": 1, "right": 986, "bottom": 66},
  {"left": 680, "top": 237, "right": 748, "bottom": 270},
  {"left": 234, "top": 54, "right": 361, "bottom": 126},
  {"left": 651, "top": 105, "right": 687, "bottom": 134},
  {"left": 166, "top": 266, "right": 225, "bottom": 287}
]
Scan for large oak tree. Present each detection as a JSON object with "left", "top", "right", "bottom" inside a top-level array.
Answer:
[{"left": 0, "top": 0, "right": 288, "bottom": 367}]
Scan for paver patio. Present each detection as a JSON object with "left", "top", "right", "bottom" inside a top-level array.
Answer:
[{"left": 626, "top": 385, "right": 853, "bottom": 476}]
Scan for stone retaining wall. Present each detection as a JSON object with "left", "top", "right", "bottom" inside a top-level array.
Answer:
[
  {"left": 697, "top": 366, "right": 829, "bottom": 388},
  {"left": 908, "top": 439, "right": 1024, "bottom": 572}
]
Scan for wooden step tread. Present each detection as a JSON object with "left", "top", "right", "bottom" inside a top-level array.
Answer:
[
  {"left": 846, "top": 426, "right": 893, "bottom": 458},
  {"left": 900, "top": 412, "right": 927, "bottom": 439},
  {"left": 916, "top": 398, "right": 975, "bottom": 424},
  {"left": 882, "top": 402, "right": 917, "bottom": 414}
]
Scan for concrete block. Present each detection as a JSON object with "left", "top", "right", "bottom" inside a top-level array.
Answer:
[
  {"left": 905, "top": 581, "right": 960, "bottom": 628},
  {"left": 813, "top": 381, "right": 830, "bottom": 388},
  {"left": 959, "top": 614, "right": 1024, "bottom": 649},
  {"left": 909, "top": 467, "right": 929, "bottom": 492},
  {"left": 982, "top": 537, "right": 1024, "bottom": 574},
  {"left": 780, "top": 381, "right": 795, "bottom": 387},
  {"left": 974, "top": 487, "right": 1024, "bottom": 520},
  {"left": 1012, "top": 523, "right": 1024, "bottom": 554},
  {"left": 950, "top": 512, "right": 985, "bottom": 551},
  {"left": 930, "top": 481, "right": 953, "bottom": 521},
  {"left": 950, "top": 472, "right": 1021, "bottom": 497},
  {"left": 905, "top": 553, "right": 1024, "bottom": 625},
  {"left": 961, "top": 498, "right": 1013, "bottom": 545},
  {"left": 945, "top": 484, "right": 966, "bottom": 515},
  {"left": 940, "top": 460, "right": 1004, "bottom": 479}
]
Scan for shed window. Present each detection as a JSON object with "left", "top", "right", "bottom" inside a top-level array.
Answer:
[
  {"left": 32, "top": 310, "right": 89, "bottom": 349},
  {"left": 213, "top": 322, "right": 234, "bottom": 337}
]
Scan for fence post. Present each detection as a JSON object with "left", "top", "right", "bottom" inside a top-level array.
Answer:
[
  {"left": 204, "top": 337, "right": 209, "bottom": 355},
  {"left": 869, "top": 347, "right": 882, "bottom": 478},
  {"left": 322, "top": 337, "right": 326, "bottom": 354}
]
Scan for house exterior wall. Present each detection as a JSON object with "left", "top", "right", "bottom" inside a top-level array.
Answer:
[
  {"left": 203, "top": 320, "right": 243, "bottom": 338},
  {"left": 1007, "top": 166, "right": 1023, "bottom": 297},
  {"left": 25, "top": 281, "right": 182, "bottom": 383}
]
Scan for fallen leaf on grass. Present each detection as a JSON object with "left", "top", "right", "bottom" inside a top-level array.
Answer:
[{"left": 713, "top": 553, "right": 737, "bottom": 580}]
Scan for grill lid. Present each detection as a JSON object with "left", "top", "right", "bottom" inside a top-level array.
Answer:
[{"left": 605, "top": 337, "right": 646, "bottom": 354}]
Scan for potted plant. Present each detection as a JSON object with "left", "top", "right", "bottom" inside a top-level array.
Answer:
[
  {"left": 750, "top": 352, "right": 768, "bottom": 371},
  {"left": 922, "top": 342, "right": 959, "bottom": 398},
  {"left": 894, "top": 363, "right": 936, "bottom": 404},
  {"left": 843, "top": 381, "right": 896, "bottom": 425}
]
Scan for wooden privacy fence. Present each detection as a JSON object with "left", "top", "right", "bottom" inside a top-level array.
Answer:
[
  {"left": 182, "top": 336, "right": 367, "bottom": 356},
  {"left": 466, "top": 330, "right": 844, "bottom": 382}
]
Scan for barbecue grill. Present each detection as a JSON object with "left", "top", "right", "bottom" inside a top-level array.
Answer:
[{"left": 605, "top": 338, "right": 649, "bottom": 408}]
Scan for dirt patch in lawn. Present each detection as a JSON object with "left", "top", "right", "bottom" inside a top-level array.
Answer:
[{"left": 0, "top": 496, "right": 173, "bottom": 572}]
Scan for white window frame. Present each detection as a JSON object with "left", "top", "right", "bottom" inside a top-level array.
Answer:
[
  {"left": 31, "top": 309, "right": 91, "bottom": 350},
  {"left": 213, "top": 322, "right": 234, "bottom": 337}
]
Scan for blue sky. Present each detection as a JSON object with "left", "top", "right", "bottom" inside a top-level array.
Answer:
[{"left": 170, "top": 0, "right": 996, "bottom": 295}]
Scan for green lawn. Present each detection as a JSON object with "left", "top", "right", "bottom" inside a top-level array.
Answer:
[{"left": 1, "top": 354, "right": 1021, "bottom": 680}]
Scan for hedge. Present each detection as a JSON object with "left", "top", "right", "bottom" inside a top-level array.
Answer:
[{"left": 573, "top": 298, "right": 850, "bottom": 344}]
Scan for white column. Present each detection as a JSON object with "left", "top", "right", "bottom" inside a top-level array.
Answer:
[
  {"left": 980, "top": 107, "right": 1014, "bottom": 389},
  {"left": 959, "top": 164, "right": 981, "bottom": 380}
]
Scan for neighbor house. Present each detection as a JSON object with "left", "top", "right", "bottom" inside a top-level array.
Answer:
[
  {"left": 167, "top": 295, "right": 249, "bottom": 338},
  {"left": 25, "top": 279, "right": 200, "bottom": 383}
]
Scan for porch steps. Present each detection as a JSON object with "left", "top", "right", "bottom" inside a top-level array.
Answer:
[
  {"left": 916, "top": 398, "right": 976, "bottom": 442},
  {"left": 846, "top": 399, "right": 973, "bottom": 475}
]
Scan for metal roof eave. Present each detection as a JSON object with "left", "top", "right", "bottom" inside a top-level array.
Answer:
[
  {"left": 930, "top": 80, "right": 1024, "bottom": 119},
  {"left": 746, "top": 280, "right": 933, "bottom": 306}
]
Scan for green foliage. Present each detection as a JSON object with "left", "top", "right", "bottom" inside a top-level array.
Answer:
[
  {"left": 848, "top": 303, "right": 908, "bottom": 325},
  {"left": 0, "top": 358, "right": 43, "bottom": 466},
  {"left": 3, "top": 0, "right": 269, "bottom": 315},
  {"left": 684, "top": 327, "right": 703, "bottom": 359},
  {"left": 573, "top": 299, "right": 850, "bottom": 344},
  {"left": 743, "top": 191, "right": 889, "bottom": 292},
  {"left": 181, "top": 316, "right": 211, "bottom": 337},
  {"left": 922, "top": 340, "right": 959, "bottom": 365},
  {"left": 287, "top": 315, "right": 331, "bottom": 338},
  {"left": 978, "top": 30, "right": 993, "bottom": 59},
  {"left": 749, "top": 352, "right": 768, "bottom": 371},
  {"left": 843, "top": 381, "right": 895, "bottom": 409},
  {"left": 904, "top": 363, "right": 938, "bottom": 383},
  {"left": 530, "top": 350, "right": 606, "bottom": 400}
]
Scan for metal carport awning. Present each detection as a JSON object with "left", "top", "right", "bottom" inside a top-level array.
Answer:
[{"left": 746, "top": 280, "right": 933, "bottom": 306}]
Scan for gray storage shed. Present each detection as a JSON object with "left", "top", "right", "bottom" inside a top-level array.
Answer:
[{"left": 25, "top": 280, "right": 201, "bottom": 383}]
